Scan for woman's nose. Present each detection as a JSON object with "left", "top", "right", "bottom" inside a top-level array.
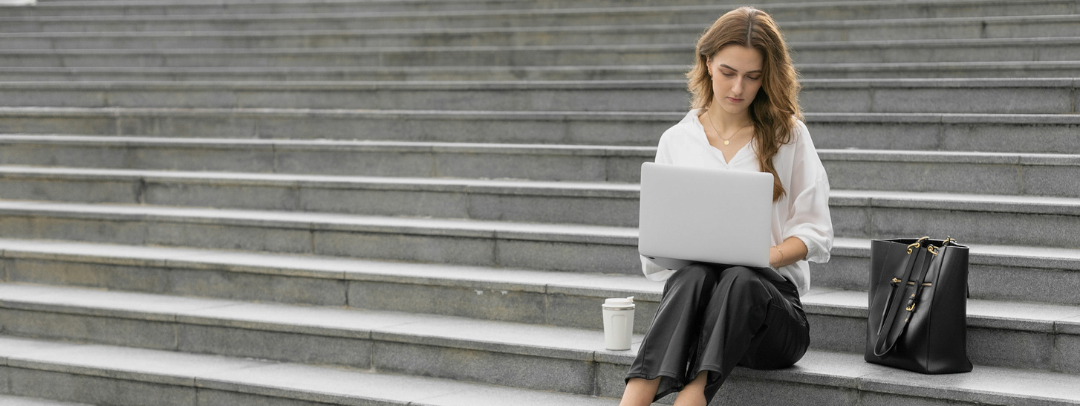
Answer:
[{"left": 731, "top": 78, "right": 743, "bottom": 96}]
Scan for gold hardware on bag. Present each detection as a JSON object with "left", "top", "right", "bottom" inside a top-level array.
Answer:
[
  {"left": 927, "top": 245, "right": 939, "bottom": 256},
  {"left": 892, "top": 278, "right": 902, "bottom": 284},
  {"left": 907, "top": 236, "right": 930, "bottom": 254},
  {"left": 907, "top": 303, "right": 916, "bottom": 312}
]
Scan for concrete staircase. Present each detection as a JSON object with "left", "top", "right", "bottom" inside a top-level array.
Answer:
[{"left": 1, "top": 0, "right": 1080, "bottom": 405}]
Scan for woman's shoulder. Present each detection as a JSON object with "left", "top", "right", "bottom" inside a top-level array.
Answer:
[
  {"left": 780, "top": 117, "right": 812, "bottom": 147},
  {"left": 659, "top": 110, "right": 705, "bottom": 143}
]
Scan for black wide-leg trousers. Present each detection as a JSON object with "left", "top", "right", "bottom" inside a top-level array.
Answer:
[{"left": 625, "top": 263, "right": 810, "bottom": 403}]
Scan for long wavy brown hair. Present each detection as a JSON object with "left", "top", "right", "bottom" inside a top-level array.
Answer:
[{"left": 687, "top": 7, "right": 802, "bottom": 202}]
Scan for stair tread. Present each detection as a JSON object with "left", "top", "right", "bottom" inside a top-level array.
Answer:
[
  {"left": 1, "top": 239, "right": 1078, "bottom": 332},
  {"left": 0, "top": 335, "right": 620, "bottom": 406},
  {"left": 3, "top": 324, "right": 1080, "bottom": 404}
]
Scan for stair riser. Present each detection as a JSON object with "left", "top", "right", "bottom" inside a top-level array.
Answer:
[
  {"left": 0, "top": 68, "right": 688, "bottom": 82},
  {"left": 2, "top": 65, "right": 1080, "bottom": 82},
  {"left": 814, "top": 254, "right": 1080, "bottom": 307},
  {"left": 5, "top": 15, "right": 1080, "bottom": 50},
  {"left": 0, "top": 144, "right": 650, "bottom": 182},
  {"left": 5, "top": 43, "right": 1080, "bottom": 68},
  {"left": 1, "top": 162, "right": 1078, "bottom": 230},
  {"left": 0, "top": 178, "right": 642, "bottom": 226},
  {"left": 3, "top": 149, "right": 1077, "bottom": 198},
  {"left": 4, "top": 13, "right": 1080, "bottom": 40},
  {"left": 0, "top": 307, "right": 599, "bottom": 394},
  {"left": 833, "top": 205, "right": 1080, "bottom": 248},
  {"left": 811, "top": 121, "right": 1080, "bottom": 154},
  {"left": 6, "top": 241, "right": 1076, "bottom": 319},
  {"left": 6, "top": 250, "right": 1079, "bottom": 357},
  {"left": 2, "top": 116, "right": 1078, "bottom": 153},
  {"left": 2, "top": 367, "right": 200, "bottom": 406},
  {"left": 806, "top": 312, "right": 1079, "bottom": 373},
  {"left": 0, "top": 86, "right": 1074, "bottom": 114},
  {"left": 8, "top": 0, "right": 1077, "bottom": 18},
  {"left": 0, "top": 301, "right": 1075, "bottom": 393},
  {"left": 0, "top": 29, "right": 705, "bottom": 50},
  {"left": 0, "top": 213, "right": 641, "bottom": 274},
  {"left": 0, "top": 254, "right": 661, "bottom": 334},
  {"left": 3, "top": 198, "right": 1080, "bottom": 266}
]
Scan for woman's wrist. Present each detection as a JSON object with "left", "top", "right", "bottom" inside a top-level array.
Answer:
[{"left": 770, "top": 246, "right": 785, "bottom": 268}]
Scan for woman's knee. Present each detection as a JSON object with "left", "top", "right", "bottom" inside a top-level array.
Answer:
[{"left": 717, "top": 267, "right": 772, "bottom": 296}]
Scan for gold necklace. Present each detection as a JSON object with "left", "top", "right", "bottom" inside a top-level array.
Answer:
[{"left": 706, "top": 110, "right": 751, "bottom": 146}]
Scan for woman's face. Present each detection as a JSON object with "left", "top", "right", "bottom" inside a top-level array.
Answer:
[{"left": 707, "top": 45, "right": 764, "bottom": 116}]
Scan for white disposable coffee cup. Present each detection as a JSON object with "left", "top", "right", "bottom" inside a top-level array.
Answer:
[{"left": 602, "top": 296, "right": 635, "bottom": 351}]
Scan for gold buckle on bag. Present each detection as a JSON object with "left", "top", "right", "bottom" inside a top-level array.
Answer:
[{"left": 907, "top": 236, "right": 930, "bottom": 254}]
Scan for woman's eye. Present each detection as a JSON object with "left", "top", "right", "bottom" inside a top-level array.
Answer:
[
  {"left": 721, "top": 72, "right": 736, "bottom": 77},
  {"left": 748, "top": 76, "right": 761, "bottom": 81}
]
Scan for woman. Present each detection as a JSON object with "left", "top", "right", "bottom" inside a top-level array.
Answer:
[{"left": 620, "top": 7, "right": 833, "bottom": 406}]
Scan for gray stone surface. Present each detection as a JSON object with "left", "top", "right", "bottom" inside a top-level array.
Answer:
[
  {"left": 3, "top": 111, "right": 1080, "bottom": 152},
  {"left": 3, "top": 61, "right": 1080, "bottom": 82},
  {"left": 6, "top": 368, "right": 196, "bottom": 406},
  {"left": 8, "top": 0, "right": 1078, "bottom": 23},
  {"left": 0, "top": 308, "right": 178, "bottom": 350},
  {"left": 0, "top": 394, "right": 94, "bottom": 406},
  {"left": 177, "top": 324, "right": 373, "bottom": 368},
  {"left": 1, "top": 80, "right": 1078, "bottom": 114},
  {"left": 3, "top": 0, "right": 1080, "bottom": 404},
  {"left": 372, "top": 341, "right": 595, "bottom": 394}
]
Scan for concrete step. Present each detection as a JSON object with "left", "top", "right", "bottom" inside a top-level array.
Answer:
[
  {"left": 799, "top": 61, "right": 1080, "bottom": 79},
  {"left": 5, "top": 38, "right": 1080, "bottom": 68},
  {"left": 0, "top": 335, "right": 622, "bottom": 406},
  {"left": 1, "top": 61, "right": 1079, "bottom": 82},
  {"left": 7, "top": 11, "right": 1080, "bottom": 51},
  {"left": 5, "top": 7, "right": 1080, "bottom": 38},
  {"left": 2, "top": 145, "right": 1079, "bottom": 197},
  {"left": 0, "top": 394, "right": 93, "bottom": 406},
  {"left": 0, "top": 167, "right": 644, "bottom": 226},
  {"left": 0, "top": 25, "right": 708, "bottom": 50},
  {"left": 2, "top": 191, "right": 1080, "bottom": 269},
  {"left": 2, "top": 234, "right": 1079, "bottom": 320},
  {"left": 3, "top": 109, "right": 1079, "bottom": 153},
  {"left": 0, "top": 136, "right": 657, "bottom": 180},
  {"left": 5, "top": 336, "right": 1080, "bottom": 406},
  {"left": 0, "top": 145, "right": 1077, "bottom": 220},
  {"left": 15, "top": 0, "right": 1080, "bottom": 18},
  {"left": 2, "top": 280, "right": 1080, "bottom": 383},
  {"left": 1, "top": 79, "right": 1078, "bottom": 114}
]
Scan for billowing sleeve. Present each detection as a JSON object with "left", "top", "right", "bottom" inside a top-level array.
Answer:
[{"left": 782, "top": 121, "right": 834, "bottom": 263}]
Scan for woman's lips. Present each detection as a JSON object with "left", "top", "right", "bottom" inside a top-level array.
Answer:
[{"left": 727, "top": 97, "right": 743, "bottom": 103}]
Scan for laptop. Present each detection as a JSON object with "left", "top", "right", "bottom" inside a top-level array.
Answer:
[{"left": 638, "top": 162, "right": 774, "bottom": 270}]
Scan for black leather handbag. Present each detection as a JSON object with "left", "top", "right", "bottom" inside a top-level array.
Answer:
[{"left": 865, "top": 237, "right": 973, "bottom": 374}]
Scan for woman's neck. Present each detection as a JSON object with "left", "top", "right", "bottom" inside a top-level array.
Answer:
[{"left": 705, "top": 106, "right": 753, "bottom": 134}]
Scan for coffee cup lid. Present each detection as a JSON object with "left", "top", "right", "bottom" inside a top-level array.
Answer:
[{"left": 603, "top": 296, "right": 635, "bottom": 309}]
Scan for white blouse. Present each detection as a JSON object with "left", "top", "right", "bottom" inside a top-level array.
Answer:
[{"left": 640, "top": 109, "right": 834, "bottom": 297}]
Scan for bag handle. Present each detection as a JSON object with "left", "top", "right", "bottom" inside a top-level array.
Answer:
[{"left": 873, "top": 238, "right": 949, "bottom": 357}]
